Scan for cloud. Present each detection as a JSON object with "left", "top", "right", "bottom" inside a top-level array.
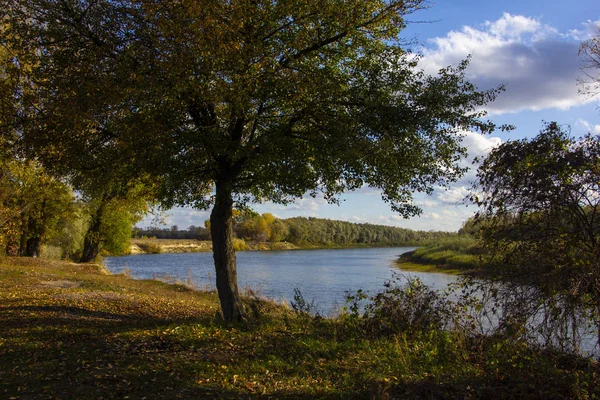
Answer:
[
  {"left": 138, "top": 207, "right": 210, "bottom": 229},
  {"left": 276, "top": 196, "right": 328, "bottom": 212},
  {"left": 415, "top": 199, "right": 439, "bottom": 208},
  {"left": 417, "top": 130, "right": 502, "bottom": 211},
  {"left": 435, "top": 186, "right": 470, "bottom": 204},
  {"left": 422, "top": 212, "right": 441, "bottom": 220},
  {"left": 568, "top": 20, "right": 600, "bottom": 41},
  {"left": 460, "top": 130, "right": 503, "bottom": 161},
  {"left": 576, "top": 119, "right": 600, "bottom": 134},
  {"left": 420, "top": 13, "right": 597, "bottom": 115}
]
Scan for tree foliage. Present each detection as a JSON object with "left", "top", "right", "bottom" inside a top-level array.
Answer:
[
  {"left": 0, "top": 159, "right": 74, "bottom": 257},
  {"left": 472, "top": 122, "right": 600, "bottom": 331},
  {"left": 4, "top": 0, "right": 500, "bottom": 320},
  {"left": 284, "top": 217, "right": 449, "bottom": 246},
  {"left": 137, "top": 215, "right": 452, "bottom": 248}
]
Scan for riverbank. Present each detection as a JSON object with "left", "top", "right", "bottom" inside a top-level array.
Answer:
[
  {"left": 1, "top": 256, "right": 597, "bottom": 399},
  {"left": 130, "top": 238, "right": 301, "bottom": 254},
  {"left": 395, "top": 236, "right": 482, "bottom": 275},
  {"left": 128, "top": 238, "right": 421, "bottom": 255}
]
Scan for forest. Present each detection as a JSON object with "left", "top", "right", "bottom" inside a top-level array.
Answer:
[{"left": 135, "top": 215, "right": 452, "bottom": 247}]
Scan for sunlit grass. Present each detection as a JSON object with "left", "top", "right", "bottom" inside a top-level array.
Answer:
[{"left": 397, "top": 235, "right": 482, "bottom": 274}]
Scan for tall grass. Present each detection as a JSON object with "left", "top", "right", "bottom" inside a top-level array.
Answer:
[{"left": 401, "top": 235, "right": 481, "bottom": 271}]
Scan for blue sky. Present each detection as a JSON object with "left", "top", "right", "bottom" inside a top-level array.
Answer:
[{"left": 144, "top": 0, "right": 600, "bottom": 232}]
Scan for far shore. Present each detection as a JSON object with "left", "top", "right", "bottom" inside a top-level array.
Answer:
[{"left": 125, "top": 238, "right": 420, "bottom": 256}]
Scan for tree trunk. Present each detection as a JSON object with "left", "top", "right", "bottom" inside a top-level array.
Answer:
[
  {"left": 18, "top": 215, "right": 27, "bottom": 256},
  {"left": 210, "top": 180, "right": 244, "bottom": 322},
  {"left": 23, "top": 215, "right": 44, "bottom": 257},
  {"left": 25, "top": 236, "right": 42, "bottom": 257},
  {"left": 80, "top": 202, "right": 105, "bottom": 263}
]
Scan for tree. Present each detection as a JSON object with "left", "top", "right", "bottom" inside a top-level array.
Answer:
[
  {"left": 471, "top": 122, "right": 600, "bottom": 334},
  {"left": 5, "top": 0, "right": 500, "bottom": 321},
  {"left": 579, "top": 29, "right": 600, "bottom": 98},
  {"left": 0, "top": 159, "right": 74, "bottom": 256},
  {"left": 98, "top": 192, "right": 149, "bottom": 256},
  {"left": 78, "top": 180, "right": 155, "bottom": 262}
]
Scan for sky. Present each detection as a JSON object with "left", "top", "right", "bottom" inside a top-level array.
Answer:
[{"left": 142, "top": 0, "right": 600, "bottom": 232}]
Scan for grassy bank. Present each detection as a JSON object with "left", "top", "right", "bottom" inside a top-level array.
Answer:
[
  {"left": 397, "top": 236, "right": 482, "bottom": 275},
  {"left": 1, "top": 257, "right": 598, "bottom": 399}
]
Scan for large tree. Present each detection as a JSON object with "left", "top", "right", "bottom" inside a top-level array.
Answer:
[
  {"left": 471, "top": 122, "right": 600, "bottom": 334},
  {"left": 4, "top": 0, "right": 500, "bottom": 321}
]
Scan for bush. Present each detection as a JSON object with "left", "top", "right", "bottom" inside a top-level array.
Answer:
[
  {"left": 137, "top": 242, "right": 162, "bottom": 254},
  {"left": 232, "top": 238, "right": 248, "bottom": 251},
  {"left": 346, "top": 275, "right": 454, "bottom": 337}
]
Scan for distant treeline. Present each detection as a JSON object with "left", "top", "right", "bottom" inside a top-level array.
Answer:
[
  {"left": 284, "top": 217, "right": 451, "bottom": 246},
  {"left": 134, "top": 216, "right": 452, "bottom": 247},
  {"left": 134, "top": 225, "right": 211, "bottom": 240}
]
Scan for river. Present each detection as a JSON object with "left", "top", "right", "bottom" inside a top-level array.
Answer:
[{"left": 104, "top": 247, "right": 457, "bottom": 315}]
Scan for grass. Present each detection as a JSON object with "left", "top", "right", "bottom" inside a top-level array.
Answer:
[
  {"left": 397, "top": 235, "right": 482, "bottom": 275},
  {"left": 1, "top": 256, "right": 598, "bottom": 399}
]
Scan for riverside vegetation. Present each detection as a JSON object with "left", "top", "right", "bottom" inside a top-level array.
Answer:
[
  {"left": 130, "top": 215, "right": 452, "bottom": 255},
  {"left": 1, "top": 256, "right": 598, "bottom": 399},
  {"left": 396, "top": 235, "right": 481, "bottom": 275}
]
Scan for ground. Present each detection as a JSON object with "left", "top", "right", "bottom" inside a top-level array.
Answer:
[{"left": 1, "top": 257, "right": 598, "bottom": 399}]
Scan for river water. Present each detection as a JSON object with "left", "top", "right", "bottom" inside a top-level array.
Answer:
[
  {"left": 104, "top": 247, "right": 599, "bottom": 355},
  {"left": 104, "top": 247, "right": 457, "bottom": 315}
]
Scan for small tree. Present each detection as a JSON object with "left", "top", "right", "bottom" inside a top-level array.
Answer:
[
  {"left": 471, "top": 122, "right": 600, "bottom": 337},
  {"left": 79, "top": 182, "right": 153, "bottom": 262}
]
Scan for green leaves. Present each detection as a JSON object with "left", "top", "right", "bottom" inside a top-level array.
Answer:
[
  {"left": 472, "top": 122, "right": 600, "bottom": 335},
  {"left": 4, "top": 0, "right": 499, "bottom": 217}
]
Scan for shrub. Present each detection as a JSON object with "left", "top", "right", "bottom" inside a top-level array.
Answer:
[
  {"left": 137, "top": 242, "right": 162, "bottom": 254},
  {"left": 354, "top": 274, "right": 453, "bottom": 337},
  {"left": 232, "top": 238, "right": 248, "bottom": 251}
]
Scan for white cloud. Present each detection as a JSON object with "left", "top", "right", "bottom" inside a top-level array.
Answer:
[
  {"left": 461, "top": 130, "right": 503, "bottom": 161},
  {"left": 416, "top": 199, "right": 439, "bottom": 207},
  {"left": 576, "top": 119, "right": 600, "bottom": 134},
  {"left": 278, "top": 196, "right": 327, "bottom": 212},
  {"left": 442, "top": 210, "right": 459, "bottom": 217},
  {"left": 420, "top": 13, "right": 595, "bottom": 115},
  {"left": 422, "top": 212, "right": 441, "bottom": 220},
  {"left": 568, "top": 20, "right": 600, "bottom": 41},
  {"left": 436, "top": 186, "right": 470, "bottom": 204},
  {"left": 486, "top": 13, "right": 542, "bottom": 38},
  {"left": 138, "top": 207, "right": 210, "bottom": 229},
  {"left": 451, "top": 129, "right": 503, "bottom": 188}
]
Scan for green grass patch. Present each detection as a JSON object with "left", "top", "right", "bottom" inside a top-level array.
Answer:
[
  {"left": 0, "top": 256, "right": 597, "bottom": 399},
  {"left": 397, "top": 235, "right": 483, "bottom": 274}
]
